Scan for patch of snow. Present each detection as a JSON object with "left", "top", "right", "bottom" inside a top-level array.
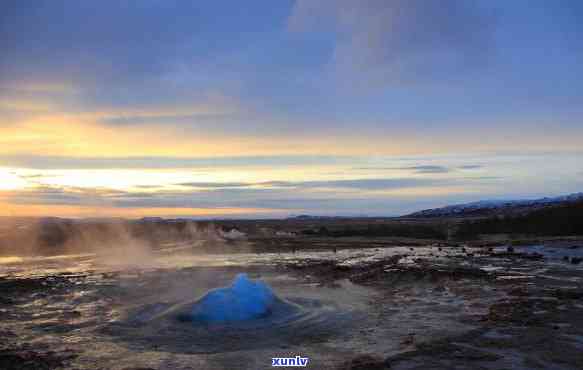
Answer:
[{"left": 408, "top": 192, "right": 583, "bottom": 217}]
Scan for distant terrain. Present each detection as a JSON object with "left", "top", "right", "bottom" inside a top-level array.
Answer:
[
  {"left": 1, "top": 192, "right": 582, "bottom": 256},
  {"left": 2, "top": 193, "right": 583, "bottom": 370},
  {"left": 405, "top": 192, "right": 583, "bottom": 218},
  {"left": 405, "top": 191, "right": 583, "bottom": 241}
]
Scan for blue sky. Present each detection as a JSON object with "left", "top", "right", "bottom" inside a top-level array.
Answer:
[{"left": 0, "top": 1, "right": 581, "bottom": 217}]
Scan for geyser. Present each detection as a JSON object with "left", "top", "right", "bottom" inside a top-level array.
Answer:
[
  {"left": 188, "top": 273, "right": 277, "bottom": 323},
  {"left": 118, "top": 272, "right": 356, "bottom": 354}
]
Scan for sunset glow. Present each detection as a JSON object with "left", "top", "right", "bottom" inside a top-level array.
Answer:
[{"left": 0, "top": 1, "right": 582, "bottom": 218}]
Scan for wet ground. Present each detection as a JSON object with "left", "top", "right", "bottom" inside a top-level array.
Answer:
[{"left": 1, "top": 241, "right": 583, "bottom": 369}]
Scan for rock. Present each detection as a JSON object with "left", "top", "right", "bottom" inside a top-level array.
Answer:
[
  {"left": 553, "top": 288, "right": 583, "bottom": 300},
  {"left": 530, "top": 252, "right": 544, "bottom": 260},
  {"left": 0, "top": 330, "right": 16, "bottom": 338},
  {"left": 570, "top": 257, "right": 582, "bottom": 265},
  {"left": 400, "top": 333, "right": 416, "bottom": 346},
  {"left": 62, "top": 310, "right": 82, "bottom": 319},
  {"left": 386, "top": 339, "right": 501, "bottom": 367},
  {"left": 508, "top": 287, "right": 529, "bottom": 296},
  {"left": 0, "top": 348, "right": 76, "bottom": 370},
  {"left": 486, "top": 298, "right": 558, "bottom": 325},
  {"left": 0, "top": 296, "right": 14, "bottom": 305},
  {"left": 494, "top": 252, "right": 542, "bottom": 260},
  {"left": 338, "top": 354, "right": 387, "bottom": 370}
]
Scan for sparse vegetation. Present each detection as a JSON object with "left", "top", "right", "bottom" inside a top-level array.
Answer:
[
  {"left": 454, "top": 201, "right": 583, "bottom": 239},
  {"left": 302, "top": 223, "right": 447, "bottom": 240}
]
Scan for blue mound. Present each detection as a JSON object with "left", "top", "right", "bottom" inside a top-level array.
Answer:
[{"left": 188, "top": 273, "right": 277, "bottom": 323}]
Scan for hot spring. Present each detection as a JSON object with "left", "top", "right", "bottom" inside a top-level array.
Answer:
[
  {"left": 108, "top": 271, "right": 361, "bottom": 354},
  {"left": 180, "top": 273, "right": 280, "bottom": 323}
]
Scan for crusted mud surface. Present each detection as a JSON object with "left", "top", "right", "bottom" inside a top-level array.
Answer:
[{"left": 1, "top": 242, "right": 583, "bottom": 369}]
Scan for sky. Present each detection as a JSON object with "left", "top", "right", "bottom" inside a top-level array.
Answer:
[{"left": 0, "top": 0, "right": 582, "bottom": 218}]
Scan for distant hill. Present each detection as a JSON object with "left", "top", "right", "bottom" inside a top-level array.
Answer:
[
  {"left": 454, "top": 200, "right": 583, "bottom": 239},
  {"left": 405, "top": 192, "right": 583, "bottom": 218}
]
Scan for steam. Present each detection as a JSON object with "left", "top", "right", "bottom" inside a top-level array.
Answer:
[
  {"left": 74, "top": 221, "right": 155, "bottom": 268},
  {"left": 0, "top": 218, "right": 247, "bottom": 269}
]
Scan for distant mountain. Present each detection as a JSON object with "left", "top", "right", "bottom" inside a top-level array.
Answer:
[
  {"left": 287, "top": 215, "right": 348, "bottom": 220},
  {"left": 405, "top": 192, "right": 583, "bottom": 218},
  {"left": 454, "top": 199, "right": 583, "bottom": 239}
]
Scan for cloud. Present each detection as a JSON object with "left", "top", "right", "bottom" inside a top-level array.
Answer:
[
  {"left": 177, "top": 182, "right": 252, "bottom": 189},
  {"left": 179, "top": 178, "right": 449, "bottom": 191},
  {"left": 0, "top": 98, "right": 56, "bottom": 113},
  {"left": 398, "top": 165, "right": 450, "bottom": 174},
  {"left": 0, "top": 155, "right": 355, "bottom": 170},
  {"left": 1, "top": 185, "right": 121, "bottom": 206},
  {"left": 0, "top": 2, "right": 251, "bottom": 133},
  {"left": 288, "top": 178, "right": 445, "bottom": 190},
  {"left": 0, "top": 1, "right": 203, "bottom": 87},
  {"left": 1, "top": 180, "right": 489, "bottom": 217},
  {"left": 463, "top": 176, "right": 500, "bottom": 180},
  {"left": 1, "top": 176, "right": 452, "bottom": 208},
  {"left": 289, "top": 0, "right": 494, "bottom": 85},
  {"left": 355, "top": 164, "right": 487, "bottom": 174},
  {"left": 0, "top": 80, "right": 241, "bottom": 125},
  {"left": 458, "top": 165, "right": 483, "bottom": 170},
  {"left": 354, "top": 165, "right": 451, "bottom": 174},
  {"left": 1, "top": 150, "right": 579, "bottom": 217}
]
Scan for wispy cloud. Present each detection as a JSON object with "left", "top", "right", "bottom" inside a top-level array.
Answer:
[
  {"left": 0, "top": 179, "right": 460, "bottom": 216},
  {"left": 0, "top": 155, "right": 357, "bottom": 170},
  {"left": 177, "top": 182, "right": 252, "bottom": 189},
  {"left": 354, "top": 165, "right": 450, "bottom": 174},
  {"left": 289, "top": 0, "right": 494, "bottom": 86},
  {"left": 1, "top": 2, "right": 582, "bottom": 217},
  {"left": 1, "top": 185, "right": 122, "bottom": 206},
  {"left": 285, "top": 178, "right": 447, "bottom": 190},
  {"left": 0, "top": 2, "right": 207, "bottom": 87},
  {"left": 355, "top": 164, "right": 486, "bottom": 174},
  {"left": 178, "top": 178, "right": 449, "bottom": 191},
  {"left": 397, "top": 165, "right": 451, "bottom": 174},
  {"left": 458, "top": 165, "right": 483, "bottom": 170},
  {"left": 0, "top": 150, "right": 580, "bottom": 217}
]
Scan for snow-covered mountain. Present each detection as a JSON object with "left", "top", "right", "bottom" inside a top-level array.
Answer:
[{"left": 406, "top": 192, "right": 583, "bottom": 218}]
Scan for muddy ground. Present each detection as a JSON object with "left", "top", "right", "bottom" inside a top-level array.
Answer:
[{"left": 1, "top": 240, "right": 583, "bottom": 369}]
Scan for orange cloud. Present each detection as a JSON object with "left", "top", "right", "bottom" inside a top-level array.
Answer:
[
  {"left": 0, "top": 202, "right": 284, "bottom": 218},
  {"left": 0, "top": 112, "right": 412, "bottom": 158},
  {"left": 3, "top": 80, "right": 582, "bottom": 160},
  {"left": 0, "top": 99, "right": 56, "bottom": 112}
]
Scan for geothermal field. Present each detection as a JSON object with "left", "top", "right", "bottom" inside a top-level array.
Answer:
[
  {"left": 3, "top": 1, "right": 583, "bottom": 369},
  {"left": 1, "top": 218, "right": 583, "bottom": 370}
]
